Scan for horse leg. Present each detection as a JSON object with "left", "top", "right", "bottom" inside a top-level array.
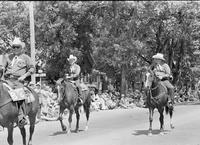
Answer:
[
  {"left": 67, "top": 108, "right": 73, "bottom": 134},
  {"left": 148, "top": 108, "right": 154, "bottom": 136},
  {"left": 28, "top": 114, "right": 37, "bottom": 145},
  {"left": 7, "top": 125, "right": 14, "bottom": 145},
  {"left": 169, "top": 107, "right": 174, "bottom": 129},
  {"left": 58, "top": 105, "right": 66, "bottom": 131},
  {"left": 75, "top": 106, "right": 80, "bottom": 133},
  {"left": 158, "top": 108, "right": 164, "bottom": 135},
  {"left": 19, "top": 126, "right": 26, "bottom": 145},
  {"left": 84, "top": 103, "right": 90, "bottom": 131}
]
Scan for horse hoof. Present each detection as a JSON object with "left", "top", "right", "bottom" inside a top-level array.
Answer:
[
  {"left": 160, "top": 132, "right": 164, "bottom": 136},
  {"left": 170, "top": 124, "right": 175, "bottom": 129},
  {"left": 67, "top": 130, "right": 71, "bottom": 134},
  {"left": 75, "top": 129, "right": 79, "bottom": 133},
  {"left": 148, "top": 132, "right": 152, "bottom": 136},
  {"left": 62, "top": 126, "right": 67, "bottom": 131},
  {"left": 85, "top": 126, "right": 88, "bottom": 131}
]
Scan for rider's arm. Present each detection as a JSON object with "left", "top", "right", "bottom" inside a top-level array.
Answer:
[
  {"left": 23, "top": 54, "right": 35, "bottom": 78},
  {"left": 163, "top": 64, "right": 172, "bottom": 78}
]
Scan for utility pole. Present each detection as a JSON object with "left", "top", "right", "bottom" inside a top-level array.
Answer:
[{"left": 29, "top": 1, "right": 36, "bottom": 84}]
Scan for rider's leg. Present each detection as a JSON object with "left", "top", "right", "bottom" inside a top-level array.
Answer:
[
  {"left": 163, "top": 80, "right": 174, "bottom": 105},
  {"left": 75, "top": 80, "right": 83, "bottom": 104},
  {"left": 12, "top": 80, "right": 28, "bottom": 127},
  {"left": 18, "top": 100, "right": 27, "bottom": 128}
]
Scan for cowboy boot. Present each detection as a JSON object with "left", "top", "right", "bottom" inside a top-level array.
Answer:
[{"left": 18, "top": 101, "right": 27, "bottom": 128}]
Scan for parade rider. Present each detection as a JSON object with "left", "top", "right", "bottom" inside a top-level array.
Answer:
[
  {"left": 4, "top": 37, "right": 35, "bottom": 127},
  {"left": 151, "top": 53, "right": 174, "bottom": 107},
  {"left": 66, "top": 54, "right": 83, "bottom": 104}
]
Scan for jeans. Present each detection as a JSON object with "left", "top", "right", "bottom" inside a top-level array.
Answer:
[{"left": 162, "top": 80, "right": 174, "bottom": 103}]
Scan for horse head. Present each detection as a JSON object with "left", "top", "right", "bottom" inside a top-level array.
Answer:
[
  {"left": 54, "top": 78, "right": 66, "bottom": 102},
  {"left": 144, "top": 69, "right": 160, "bottom": 89},
  {"left": 54, "top": 77, "right": 75, "bottom": 103}
]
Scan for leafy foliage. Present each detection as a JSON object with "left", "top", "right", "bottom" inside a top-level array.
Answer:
[{"left": 1, "top": 1, "right": 200, "bottom": 92}]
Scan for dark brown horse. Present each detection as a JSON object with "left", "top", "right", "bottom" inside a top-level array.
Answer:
[
  {"left": 144, "top": 69, "right": 174, "bottom": 136},
  {"left": 0, "top": 54, "right": 39, "bottom": 145},
  {"left": 56, "top": 78, "right": 92, "bottom": 133}
]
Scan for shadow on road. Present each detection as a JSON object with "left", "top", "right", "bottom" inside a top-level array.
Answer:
[
  {"left": 132, "top": 129, "right": 170, "bottom": 136},
  {"left": 50, "top": 129, "right": 85, "bottom": 136}
]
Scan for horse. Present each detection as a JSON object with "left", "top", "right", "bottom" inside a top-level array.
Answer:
[
  {"left": 55, "top": 78, "right": 92, "bottom": 133},
  {"left": 0, "top": 54, "right": 40, "bottom": 145},
  {"left": 144, "top": 69, "right": 174, "bottom": 136}
]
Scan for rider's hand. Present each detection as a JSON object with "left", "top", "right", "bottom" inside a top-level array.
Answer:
[
  {"left": 158, "top": 76, "right": 163, "bottom": 80},
  {"left": 65, "top": 75, "right": 71, "bottom": 79},
  {"left": 18, "top": 75, "right": 26, "bottom": 82}
]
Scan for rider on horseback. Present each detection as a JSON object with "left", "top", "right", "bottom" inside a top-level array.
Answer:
[
  {"left": 66, "top": 54, "right": 83, "bottom": 105},
  {"left": 151, "top": 53, "right": 174, "bottom": 107},
  {"left": 3, "top": 37, "right": 35, "bottom": 127}
]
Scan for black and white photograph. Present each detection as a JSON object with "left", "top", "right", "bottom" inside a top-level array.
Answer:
[{"left": 0, "top": 1, "right": 200, "bottom": 145}]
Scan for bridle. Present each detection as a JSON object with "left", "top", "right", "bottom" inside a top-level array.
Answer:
[{"left": 146, "top": 70, "right": 161, "bottom": 104}]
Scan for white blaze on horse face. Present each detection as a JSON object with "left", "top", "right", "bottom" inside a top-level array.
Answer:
[
  {"left": 57, "top": 85, "right": 61, "bottom": 101},
  {"left": 144, "top": 72, "right": 151, "bottom": 88}
]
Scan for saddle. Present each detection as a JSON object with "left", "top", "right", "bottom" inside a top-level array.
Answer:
[{"left": 3, "top": 83, "right": 35, "bottom": 103}]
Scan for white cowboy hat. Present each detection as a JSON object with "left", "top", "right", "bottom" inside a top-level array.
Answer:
[
  {"left": 11, "top": 37, "right": 25, "bottom": 48},
  {"left": 152, "top": 53, "right": 166, "bottom": 61},
  {"left": 67, "top": 54, "right": 77, "bottom": 63}
]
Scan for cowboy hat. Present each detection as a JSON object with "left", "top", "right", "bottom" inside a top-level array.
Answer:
[
  {"left": 67, "top": 54, "right": 77, "bottom": 63},
  {"left": 11, "top": 37, "right": 25, "bottom": 48},
  {"left": 152, "top": 53, "right": 165, "bottom": 61}
]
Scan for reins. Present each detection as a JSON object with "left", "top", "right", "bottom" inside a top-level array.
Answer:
[{"left": 148, "top": 73, "right": 163, "bottom": 104}]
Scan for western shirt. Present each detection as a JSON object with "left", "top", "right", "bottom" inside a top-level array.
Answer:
[
  {"left": 153, "top": 63, "right": 172, "bottom": 79},
  {"left": 69, "top": 63, "right": 81, "bottom": 79},
  {"left": 5, "top": 53, "right": 35, "bottom": 78}
]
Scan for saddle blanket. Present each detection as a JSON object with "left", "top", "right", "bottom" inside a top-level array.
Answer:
[{"left": 3, "top": 83, "right": 35, "bottom": 103}]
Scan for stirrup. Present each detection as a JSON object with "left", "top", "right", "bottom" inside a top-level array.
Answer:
[
  {"left": 77, "top": 98, "right": 83, "bottom": 104},
  {"left": 18, "top": 118, "right": 28, "bottom": 128}
]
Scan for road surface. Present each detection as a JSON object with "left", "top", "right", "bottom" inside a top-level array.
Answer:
[{"left": 1, "top": 103, "right": 200, "bottom": 145}]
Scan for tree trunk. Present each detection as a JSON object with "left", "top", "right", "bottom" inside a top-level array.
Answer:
[
  {"left": 172, "top": 39, "right": 184, "bottom": 85},
  {"left": 112, "top": 1, "right": 118, "bottom": 37},
  {"left": 120, "top": 63, "right": 127, "bottom": 98}
]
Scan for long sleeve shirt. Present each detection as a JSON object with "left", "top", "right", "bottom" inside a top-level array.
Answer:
[
  {"left": 153, "top": 63, "right": 172, "bottom": 79},
  {"left": 69, "top": 63, "right": 81, "bottom": 79},
  {"left": 5, "top": 53, "right": 35, "bottom": 77}
]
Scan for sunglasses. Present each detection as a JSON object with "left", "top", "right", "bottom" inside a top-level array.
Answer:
[{"left": 12, "top": 46, "right": 21, "bottom": 49}]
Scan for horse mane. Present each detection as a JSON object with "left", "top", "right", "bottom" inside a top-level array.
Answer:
[
  {"left": 63, "top": 81, "right": 74, "bottom": 91},
  {"left": 62, "top": 80, "right": 78, "bottom": 98},
  {"left": 152, "top": 77, "right": 167, "bottom": 93}
]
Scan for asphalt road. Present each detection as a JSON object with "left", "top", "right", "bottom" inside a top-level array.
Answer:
[{"left": 1, "top": 103, "right": 200, "bottom": 145}]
